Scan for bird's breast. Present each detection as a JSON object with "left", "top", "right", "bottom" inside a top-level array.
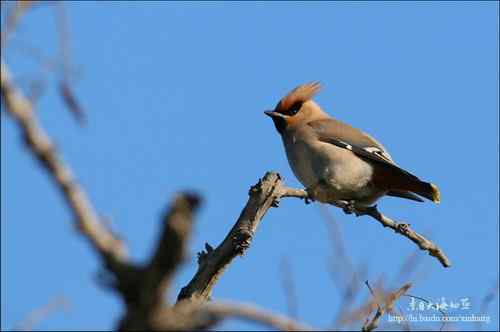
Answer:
[
  {"left": 283, "top": 135, "right": 319, "bottom": 187},
  {"left": 282, "top": 134, "right": 382, "bottom": 204}
]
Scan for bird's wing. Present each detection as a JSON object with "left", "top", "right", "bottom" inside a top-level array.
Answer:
[
  {"left": 307, "top": 118, "right": 419, "bottom": 181},
  {"left": 386, "top": 190, "right": 425, "bottom": 202}
]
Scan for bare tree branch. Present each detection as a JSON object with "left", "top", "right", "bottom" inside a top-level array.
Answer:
[
  {"left": 117, "top": 193, "right": 201, "bottom": 331},
  {"left": 2, "top": 59, "right": 200, "bottom": 330},
  {"left": 1, "top": 61, "right": 126, "bottom": 265},
  {"left": 176, "top": 172, "right": 302, "bottom": 303},
  {"left": 177, "top": 174, "right": 449, "bottom": 308},
  {"left": 154, "top": 301, "right": 314, "bottom": 331},
  {"left": 335, "top": 201, "right": 451, "bottom": 268}
]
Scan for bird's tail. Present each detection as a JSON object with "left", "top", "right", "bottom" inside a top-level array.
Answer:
[{"left": 404, "top": 180, "right": 441, "bottom": 204}]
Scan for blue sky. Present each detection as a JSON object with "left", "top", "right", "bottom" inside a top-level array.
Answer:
[{"left": 1, "top": 2, "right": 498, "bottom": 331}]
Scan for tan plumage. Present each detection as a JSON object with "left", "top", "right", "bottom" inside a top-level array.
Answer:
[{"left": 265, "top": 82, "right": 440, "bottom": 207}]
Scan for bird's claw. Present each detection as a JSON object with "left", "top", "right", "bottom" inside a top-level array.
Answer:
[
  {"left": 396, "top": 223, "right": 410, "bottom": 234},
  {"left": 341, "top": 200, "right": 357, "bottom": 215},
  {"left": 304, "top": 187, "right": 316, "bottom": 205},
  {"left": 271, "top": 197, "right": 280, "bottom": 207}
]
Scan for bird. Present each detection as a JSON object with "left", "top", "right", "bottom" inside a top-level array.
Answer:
[{"left": 264, "top": 82, "right": 440, "bottom": 210}]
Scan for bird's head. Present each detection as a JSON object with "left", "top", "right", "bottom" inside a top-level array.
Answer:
[{"left": 264, "top": 82, "right": 326, "bottom": 134}]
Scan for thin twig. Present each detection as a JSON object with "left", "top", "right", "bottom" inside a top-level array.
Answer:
[
  {"left": 199, "top": 301, "right": 314, "bottom": 331},
  {"left": 11, "top": 296, "right": 70, "bottom": 331},
  {"left": 320, "top": 206, "right": 367, "bottom": 329},
  {"left": 362, "top": 283, "right": 412, "bottom": 332},
  {"left": 280, "top": 257, "right": 299, "bottom": 319},
  {"left": 53, "top": 2, "right": 85, "bottom": 124},
  {"left": 365, "top": 281, "right": 381, "bottom": 312},
  {"left": 337, "top": 202, "right": 451, "bottom": 268},
  {"left": 1, "top": 0, "right": 34, "bottom": 50},
  {"left": 476, "top": 279, "right": 499, "bottom": 331}
]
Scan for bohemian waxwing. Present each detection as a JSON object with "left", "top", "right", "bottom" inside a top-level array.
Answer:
[{"left": 264, "top": 82, "right": 440, "bottom": 208}]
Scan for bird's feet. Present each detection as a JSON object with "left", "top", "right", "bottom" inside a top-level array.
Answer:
[
  {"left": 304, "top": 194, "right": 315, "bottom": 205},
  {"left": 332, "top": 200, "right": 358, "bottom": 215},
  {"left": 304, "top": 186, "right": 318, "bottom": 205},
  {"left": 342, "top": 200, "right": 357, "bottom": 215},
  {"left": 304, "top": 179, "right": 330, "bottom": 205},
  {"left": 271, "top": 197, "right": 280, "bottom": 207}
]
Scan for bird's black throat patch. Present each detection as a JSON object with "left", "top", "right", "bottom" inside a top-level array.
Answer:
[{"left": 271, "top": 116, "right": 286, "bottom": 134}]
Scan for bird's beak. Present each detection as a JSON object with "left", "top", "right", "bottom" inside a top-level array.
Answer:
[{"left": 264, "top": 110, "right": 285, "bottom": 119}]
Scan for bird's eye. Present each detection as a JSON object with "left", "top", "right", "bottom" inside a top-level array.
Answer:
[{"left": 288, "top": 102, "right": 302, "bottom": 116}]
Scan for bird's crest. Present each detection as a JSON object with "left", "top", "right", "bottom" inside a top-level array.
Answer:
[{"left": 275, "top": 81, "right": 321, "bottom": 114}]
